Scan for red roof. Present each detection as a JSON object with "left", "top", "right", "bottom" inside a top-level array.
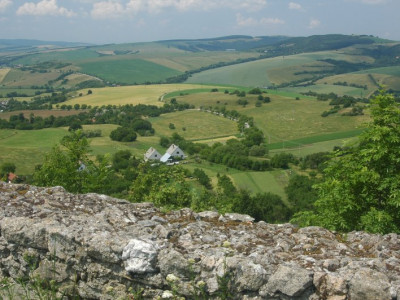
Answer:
[{"left": 8, "top": 173, "right": 17, "bottom": 182}]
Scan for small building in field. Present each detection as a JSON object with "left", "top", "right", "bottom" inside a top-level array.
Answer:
[
  {"left": 160, "top": 144, "right": 186, "bottom": 163},
  {"left": 144, "top": 147, "right": 162, "bottom": 161}
]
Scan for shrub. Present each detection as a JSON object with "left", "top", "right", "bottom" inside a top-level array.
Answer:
[{"left": 110, "top": 127, "right": 137, "bottom": 142}]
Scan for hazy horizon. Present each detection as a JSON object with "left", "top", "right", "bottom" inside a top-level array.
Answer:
[{"left": 0, "top": 0, "right": 399, "bottom": 44}]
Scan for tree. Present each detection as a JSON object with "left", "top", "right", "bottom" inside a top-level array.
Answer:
[
  {"left": 110, "top": 127, "right": 137, "bottom": 142},
  {"left": 68, "top": 121, "right": 82, "bottom": 132},
  {"left": 129, "top": 164, "right": 191, "bottom": 209},
  {"left": 34, "top": 131, "right": 91, "bottom": 193},
  {"left": 34, "top": 131, "right": 115, "bottom": 194},
  {"left": 160, "top": 136, "right": 170, "bottom": 148},
  {"left": 285, "top": 175, "right": 318, "bottom": 213},
  {"left": 270, "top": 153, "right": 297, "bottom": 169},
  {"left": 234, "top": 190, "right": 292, "bottom": 223},
  {"left": 292, "top": 91, "right": 400, "bottom": 234},
  {"left": 1, "top": 162, "right": 16, "bottom": 175},
  {"left": 242, "top": 127, "right": 264, "bottom": 147},
  {"left": 193, "top": 168, "right": 212, "bottom": 189}
]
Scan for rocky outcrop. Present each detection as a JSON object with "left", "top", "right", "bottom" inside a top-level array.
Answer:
[{"left": 0, "top": 181, "right": 400, "bottom": 299}]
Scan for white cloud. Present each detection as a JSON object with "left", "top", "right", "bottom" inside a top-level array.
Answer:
[
  {"left": 260, "top": 17, "right": 284, "bottom": 25},
  {"left": 236, "top": 13, "right": 258, "bottom": 27},
  {"left": 308, "top": 18, "right": 320, "bottom": 29},
  {"left": 288, "top": 2, "right": 302, "bottom": 10},
  {"left": 91, "top": 0, "right": 268, "bottom": 19},
  {"left": 236, "top": 13, "right": 284, "bottom": 27},
  {"left": 346, "top": 0, "right": 387, "bottom": 4},
  {"left": 0, "top": 0, "right": 11, "bottom": 12},
  {"left": 91, "top": 0, "right": 125, "bottom": 18},
  {"left": 17, "top": 0, "right": 76, "bottom": 17}
]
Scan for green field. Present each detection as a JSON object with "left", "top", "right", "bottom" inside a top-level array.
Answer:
[
  {"left": 0, "top": 125, "right": 162, "bottom": 174},
  {"left": 78, "top": 58, "right": 182, "bottom": 84},
  {"left": 355, "top": 66, "right": 400, "bottom": 76},
  {"left": 269, "top": 136, "right": 358, "bottom": 157},
  {"left": 65, "top": 84, "right": 227, "bottom": 107},
  {"left": 0, "top": 128, "right": 69, "bottom": 174},
  {"left": 13, "top": 48, "right": 101, "bottom": 65},
  {"left": 267, "top": 128, "right": 364, "bottom": 150},
  {"left": 230, "top": 170, "right": 289, "bottom": 202},
  {"left": 171, "top": 91, "right": 369, "bottom": 143},
  {"left": 0, "top": 88, "right": 44, "bottom": 98},
  {"left": 183, "top": 162, "right": 288, "bottom": 199},
  {"left": 186, "top": 51, "right": 371, "bottom": 87},
  {"left": 11, "top": 43, "right": 260, "bottom": 85},
  {"left": 0, "top": 68, "right": 10, "bottom": 82},
  {"left": 149, "top": 110, "right": 238, "bottom": 140},
  {"left": 1, "top": 69, "right": 60, "bottom": 87},
  {"left": 282, "top": 84, "right": 368, "bottom": 97}
]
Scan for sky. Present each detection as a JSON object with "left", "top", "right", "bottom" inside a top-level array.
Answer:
[{"left": 0, "top": 0, "right": 399, "bottom": 44}]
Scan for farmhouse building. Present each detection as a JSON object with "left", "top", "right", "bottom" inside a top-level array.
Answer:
[
  {"left": 160, "top": 144, "right": 186, "bottom": 163},
  {"left": 144, "top": 147, "right": 162, "bottom": 161},
  {"left": 144, "top": 144, "right": 186, "bottom": 163}
]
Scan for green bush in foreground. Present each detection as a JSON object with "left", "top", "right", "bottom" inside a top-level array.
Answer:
[{"left": 292, "top": 91, "right": 400, "bottom": 234}]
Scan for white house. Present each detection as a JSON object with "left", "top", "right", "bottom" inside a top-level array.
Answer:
[
  {"left": 160, "top": 144, "right": 186, "bottom": 163},
  {"left": 144, "top": 147, "right": 161, "bottom": 161}
]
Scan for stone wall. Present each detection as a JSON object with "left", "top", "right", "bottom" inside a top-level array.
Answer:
[{"left": 0, "top": 181, "right": 399, "bottom": 299}]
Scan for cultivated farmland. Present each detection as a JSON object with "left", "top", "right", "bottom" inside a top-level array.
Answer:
[
  {"left": 65, "top": 84, "right": 228, "bottom": 107},
  {"left": 149, "top": 110, "right": 238, "bottom": 141},
  {"left": 186, "top": 51, "right": 372, "bottom": 87},
  {"left": 78, "top": 59, "right": 182, "bottom": 85},
  {"left": 0, "top": 68, "right": 10, "bottom": 83},
  {"left": 171, "top": 90, "right": 369, "bottom": 143}
]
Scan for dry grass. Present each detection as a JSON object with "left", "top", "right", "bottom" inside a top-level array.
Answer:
[
  {"left": 65, "top": 84, "right": 226, "bottom": 107},
  {"left": 0, "top": 68, "right": 11, "bottom": 83}
]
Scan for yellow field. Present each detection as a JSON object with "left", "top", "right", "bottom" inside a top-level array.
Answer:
[
  {"left": 65, "top": 84, "right": 226, "bottom": 107},
  {"left": 146, "top": 51, "right": 259, "bottom": 72},
  {"left": 0, "top": 68, "right": 11, "bottom": 83},
  {"left": 64, "top": 73, "right": 100, "bottom": 86}
]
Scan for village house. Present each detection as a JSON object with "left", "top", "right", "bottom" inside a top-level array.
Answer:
[
  {"left": 144, "top": 147, "right": 162, "bottom": 161},
  {"left": 144, "top": 144, "right": 186, "bottom": 163},
  {"left": 160, "top": 144, "right": 186, "bottom": 163}
]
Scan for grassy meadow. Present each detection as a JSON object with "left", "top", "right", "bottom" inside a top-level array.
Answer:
[
  {"left": 11, "top": 43, "right": 260, "bottom": 85},
  {"left": 65, "top": 84, "right": 228, "bottom": 107},
  {"left": 0, "top": 128, "right": 69, "bottom": 174},
  {"left": 78, "top": 59, "right": 182, "bottom": 85},
  {"left": 0, "top": 124, "right": 160, "bottom": 174},
  {"left": 186, "top": 51, "right": 373, "bottom": 87},
  {"left": 0, "top": 68, "right": 10, "bottom": 82},
  {"left": 183, "top": 162, "right": 289, "bottom": 200},
  {"left": 1, "top": 69, "right": 60, "bottom": 87},
  {"left": 0, "top": 109, "right": 85, "bottom": 120},
  {"left": 149, "top": 110, "right": 238, "bottom": 140},
  {"left": 170, "top": 90, "right": 369, "bottom": 143}
]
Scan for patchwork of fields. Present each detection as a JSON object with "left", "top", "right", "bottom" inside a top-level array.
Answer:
[
  {"left": 0, "top": 82, "right": 371, "bottom": 200},
  {"left": 186, "top": 51, "right": 374, "bottom": 87},
  {"left": 2, "top": 35, "right": 399, "bottom": 200}
]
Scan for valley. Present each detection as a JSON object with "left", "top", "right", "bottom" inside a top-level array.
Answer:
[{"left": 0, "top": 34, "right": 399, "bottom": 221}]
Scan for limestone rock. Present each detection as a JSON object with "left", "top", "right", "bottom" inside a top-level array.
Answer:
[
  {"left": 122, "top": 239, "right": 159, "bottom": 274},
  {"left": 0, "top": 182, "right": 399, "bottom": 299},
  {"left": 260, "top": 264, "right": 314, "bottom": 298}
]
